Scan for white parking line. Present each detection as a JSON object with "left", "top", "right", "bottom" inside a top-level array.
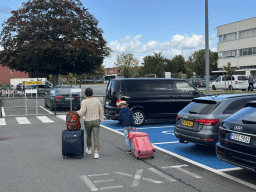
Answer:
[
  {"left": 1, "top": 107, "right": 6, "bottom": 117},
  {"left": 152, "top": 141, "right": 179, "bottom": 145},
  {"left": 217, "top": 167, "right": 243, "bottom": 172},
  {"left": 39, "top": 106, "right": 53, "bottom": 114},
  {"left": 0, "top": 118, "right": 6, "bottom": 126},
  {"left": 36, "top": 116, "right": 54, "bottom": 123},
  {"left": 162, "top": 165, "right": 202, "bottom": 179},
  {"left": 80, "top": 175, "right": 98, "bottom": 191},
  {"left": 56, "top": 115, "right": 66, "bottom": 121},
  {"left": 16, "top": 117, "right": 31, "bottom": 124},
  {"left": 101, "top": 124, "right": 256, "bottom": 190}
]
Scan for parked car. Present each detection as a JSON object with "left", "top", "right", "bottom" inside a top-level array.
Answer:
[
  {"left": 211, "top": 75, "right": 248, "bottom": 91},
  {"left": 174, "top": 94, "right": 256, "bottom": 147},
  {"left": 104, "top": 78, "right": 204, "bottom": 126},
  {"left": 192, "top": 78, "right": 206, "bottom": 88},
  {"left": 45, "top": 87, "right": 81, "bottom": 111},
  {"left": 216, "top": 101, "right": 256, "bottom": 172}
]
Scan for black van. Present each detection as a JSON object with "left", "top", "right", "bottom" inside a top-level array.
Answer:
[{"left": 104, "top": 78, "right": 204, "bottom": 126}]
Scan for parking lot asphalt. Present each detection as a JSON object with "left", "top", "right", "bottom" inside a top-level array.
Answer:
[{"left": 101, "top": 120, "right": 235, "bottom": 170}]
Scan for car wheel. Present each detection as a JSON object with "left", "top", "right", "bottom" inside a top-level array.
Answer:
[
  {"left": 212, "top": 85, "right": 216, "bottom": 90},
  {"left": 133, "top": 109, "right": 145, "bottom": 126}
]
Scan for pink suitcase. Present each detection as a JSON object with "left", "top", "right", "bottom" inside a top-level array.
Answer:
[{"left": 128, "top": 131, "right": 155, "bottom": 160}]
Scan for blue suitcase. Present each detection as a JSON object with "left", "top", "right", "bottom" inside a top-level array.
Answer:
[{"left": 62, "top": 130, "right": 84, "bottom": 159}]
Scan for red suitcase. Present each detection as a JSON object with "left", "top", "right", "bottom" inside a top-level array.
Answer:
[
  {"left": 66, "top": 111, "right": 81, "bottom": 130},
  {"left": 128, "top": 131, "right": 155, "bottom": 160}
]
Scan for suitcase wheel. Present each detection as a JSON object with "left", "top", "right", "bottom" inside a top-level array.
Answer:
[
  {"left": 79, "top": 155, "right": 83, "bottom": 159},
  {"left": 152, "top": 156, "right": 154, "bottom": 159},
  {"left": 63, "top": 156, "right": 66, "bottom": 159},
  {"left": 136, "top": 157, "right": 139, "bottom": 160}
]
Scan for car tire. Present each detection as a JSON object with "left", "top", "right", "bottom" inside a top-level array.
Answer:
[
  {"left": 212, "top": 85, "right": 216, "bottom": 90},
  {"left": 133, "top": 109, "right": 145, "bottom": 126}
]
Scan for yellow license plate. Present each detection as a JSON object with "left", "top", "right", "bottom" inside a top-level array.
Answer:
[{"left": 182, "top": 120, "right": 193, "bottom": 127}]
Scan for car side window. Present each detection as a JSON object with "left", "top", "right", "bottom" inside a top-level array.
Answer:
[
  {"left": 175, "top": 81, "right": 195, "bottom": 95},
  {"left": 223, "top": 99, "right": 255, "bottom": 114},
  {"left": 216, "top": 77, "right": 221, "bottom": 82}
]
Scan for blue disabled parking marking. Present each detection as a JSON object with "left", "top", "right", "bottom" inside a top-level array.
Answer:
[{"left": 101, "top": 120, "right": 235, "bottom": 170}]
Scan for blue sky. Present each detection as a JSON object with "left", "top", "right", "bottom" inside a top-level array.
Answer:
[{"left": 0, "top": 0, "right": 256, "bottom": 68}]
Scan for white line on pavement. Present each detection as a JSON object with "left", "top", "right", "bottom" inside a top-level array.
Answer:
[
  {"left": 56, "top": 115, "right": 66, "bottom": 121},
  {"left": 148, "top": 168, "right": 176, "bottom": 182},
  {"left": 99, "top": 185, "right": 123, "bottom": 190},
  {"left": 16, "top": 117, "right": 31, "bottom": 124},
  {"left": 1, "top": 107, "right": 5, "bottom": 117},
  {"left": 80, "top": 175, "right": 98, "bottom": 191},
  {"left": 93, "top": 179, "right": 114, "bottom": 183},
  {"left": 0, "top": 118, "right": 6, "bottom": 126},
  {"left": 217, "top": 167, "right": 243, "bottom": 172},
  {"left": 39, "top": 106, "right": 53, "bottom": 114},
  {"left": 101, "top": 124, "right": 256, "bottom": 190},
  {"left": 131, "top": 169, "right": 143, "bottom": 187},
  {"left": 36, "top": 116, "right": 54, "bottom": 123},
  {"left": 162, "top": 165, "right": 202, "bottom": 179},
  {"left": 152, "top": 141, "right": 179, "bottom": 145}
]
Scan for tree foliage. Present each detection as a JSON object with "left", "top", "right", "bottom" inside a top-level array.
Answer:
[
  {"left": 140, "top": 52, "right": 165, "bottom": 77},
  {"left": 192, "top": 49, "right": 218, "bottom": 77},
  {"left": 114, "top": 53, "right": 139, "bottom": 78},
  {"left": 0, "top": 0, "right": 111, "bottom": 86}
]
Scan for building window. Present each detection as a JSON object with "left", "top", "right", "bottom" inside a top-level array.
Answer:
[
  {"left": 248, "top": 48, "right": 252, "bottom": 55},
  {"left": 231, "top": 50, "right": 236, "bottom": 57},
  {"left": 253, "top": 47, "right": 256, "bottom": 55},
  {"left": 239, "top": 49, "right": 243, "bottom": 56},
  {"left": 248, "top": 29, "right": 253, "bottom": 37},
  {"left": 219, "top": 35, "right": 223, "bottom": 42},
  {"left": 218, "top": 52, "right": 223, "bottom": 58},
  {"left": 243, "top": 48, "right": 248, "bottom": 56}
]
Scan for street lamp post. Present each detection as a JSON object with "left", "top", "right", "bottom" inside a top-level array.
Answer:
[{"left": 205, "top": 0, "right": 210, "bottom": 95}]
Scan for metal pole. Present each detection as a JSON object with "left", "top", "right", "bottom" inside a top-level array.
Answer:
[
  {"left": 25, "top": 99, "right": 28, "bottom": 116},
  {"left": 205, "top": 0, "right": 210, "bottom": 95}
]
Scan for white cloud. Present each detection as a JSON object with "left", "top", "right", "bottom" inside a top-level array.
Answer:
[{"left": 104, "top": 33, "right": 216, "bottom": 68}]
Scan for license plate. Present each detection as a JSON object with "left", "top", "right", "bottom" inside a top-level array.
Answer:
[
  {"left": 229, "top": 133, "right": 251, "bottom": 143},
  {"left": 66, "top": 98, "right": 74, "bottom": 100},
  {"left": 182, "top": 120, "right": 193, "bottom": 127},
  {"left": 106, "top": 101, "right": 109, "bottom": 105}
]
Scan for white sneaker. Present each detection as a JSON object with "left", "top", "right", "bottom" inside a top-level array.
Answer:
[
  {"left": 86, "top": 148, "right": 92, "bottom": 155},
  {"left": 94, "top": 153, "right": 100, "bottom": 159}
]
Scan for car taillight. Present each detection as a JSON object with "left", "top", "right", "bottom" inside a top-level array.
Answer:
[
  {"left": 176, "top": 115, "right": 180, "bottom": 120},
  {"left": 194, "top": 119, "right": 219, "bottom": 126},
  {"left": 235, "top": 81, "right": 238, "bottom": 84},
  {"left": 252, "top": 133, "right": 256, "bottom": 139},
  {"left": 76, "top": 95, "right": 80, "bottom": 99},
  {"left": 116, "top": 99, "right": 121, "bottom": 107},
  {"left": 55, "top": 95, "right": 63, "bottom": 100},
  {"left": 199, "top": 81, "right": 202, "bottom": 84}
]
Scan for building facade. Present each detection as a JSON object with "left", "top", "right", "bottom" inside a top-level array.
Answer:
[
  {"left": 0, "top": 65, "right": 28, "bottom": 84},
  {"left": 217, "top": 17, "right": 256, "bottom": 76}
]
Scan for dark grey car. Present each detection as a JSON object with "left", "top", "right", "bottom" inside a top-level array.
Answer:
[
  {"left": 45, "top": 87, "right": 81, "bottom": 111},
  {"left": 174, "top": 94, "right": 256, "bottom": 147}
]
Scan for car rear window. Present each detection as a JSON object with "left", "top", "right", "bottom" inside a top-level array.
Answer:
[
  {"left": 227, "top": 106, "right": 256, "bottom": 122},
  {"left": 181, "top": 100, "right": 219, "bottom": 114}
]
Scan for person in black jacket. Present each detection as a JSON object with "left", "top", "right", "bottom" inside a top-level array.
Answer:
[{"left": 118, "top": 101, "right": 135, "bottom": 153}]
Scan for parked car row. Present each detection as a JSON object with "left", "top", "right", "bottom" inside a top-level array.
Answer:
[
  {"left": 104, "top": 77, "right": 256, "bottom": 172},
  {"left": 174, "top": 93, "right": 256, "bottom": 172}
]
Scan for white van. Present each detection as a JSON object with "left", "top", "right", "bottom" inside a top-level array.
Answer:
[{"left": 211, "top": 75, "right": 249, "bottom": 91}]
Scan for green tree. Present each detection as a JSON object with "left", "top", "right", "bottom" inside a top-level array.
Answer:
[
  {"left": 114, "top": 53, "right": 139, "bottom": 78},
  {"left": 0, "top": 0, "right": 111, "bottom": 87},
  {"left": 192, "top": 49, "right": 218, "bottom": 77},
  {"left": 140, "top": 52, "right": 165, "bottom": 77}
]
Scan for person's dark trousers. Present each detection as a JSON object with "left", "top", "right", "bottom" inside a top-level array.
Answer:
[{"left": 248, "top": 83, "right": 254, "bottom": 91}]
